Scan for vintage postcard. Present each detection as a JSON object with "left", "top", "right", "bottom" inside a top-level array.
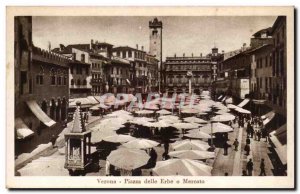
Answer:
[{"left": 6, "top": 6, "right": 295, "bottom": 189}]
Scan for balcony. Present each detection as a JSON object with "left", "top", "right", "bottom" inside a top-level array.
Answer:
[
  {"left": 70, "top": 85, "right": 91, "bottom": 89},
  {"left": 90, "top": 79, "right": 103, "bottom": 85}
]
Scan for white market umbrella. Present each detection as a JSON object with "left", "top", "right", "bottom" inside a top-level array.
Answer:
[
  {"left": 105, "top": 113, "right": 133, "bottom": 121},
  {"left": 169, "top": 150, "right": 215, "bottom": 160},
  {"left": 91, "top": 130, "right": 117, "bottom": 144},
  {"left": 227, "top": 104, "right": 240, "bottom": 109},
  {"left": 145, "top": 120, "right": 173, "bottom": 128},
  {"left": 184, "top": 131, "right": 212, "bottom": 139},
  {"left": 144, "top": 104, "right": 159, "bottom": 110},
  {"left": 103, "top": 134, "right": 136, "bottom": 143},
  {"left": 211, "top": 114, "right": 235, "bottom": 122},
  {"left": 122, "top": 139, "right": 159, "bottom": 149},
  {"left": 111, "top": 110, "right": 132, "bottom": 115},
  {"left": 135, "top": 110, "right": 154, "bottom": 115},
  {"left": 100, "top": 117, "right": 128, "bottom": 125},
  {"left": 172, "top": 122, "right": 199, "bottom": 130},
  {"left": 158, "top": 115, "right": 181, "bottom": 124},
  {"left": 215, "top": 110, "right": 230, "bottom": 115},
  {"left": 152, "top": 159, "right": 212, "bottom": 176},
  {"left": 197, "top": 112, "right": 208, "bottom": 116},
  {"left": 18, "top": 154, "right": 69, "bottom": 176},
  {"left": 183, "top": 117, "right": 208, "bottom": 124},
  {"left": 181, "top": 108, "right": 199, "bottom": 114},
  {"left": 171, "top": 140, "right": 210, "bottom": 151},
  {"left": 200, "top": 122, "right": 233, "bottom": 134},
  {"left": 107, "top": 148, "right": 150, "bottom": 170},
  {"left": 235, "top": 107, "right": 251, "bottom": 114},
  {"left": 157, "top": 109, "right": 172, "bottom": 115},
  {"left": 130, "top": 117, "right": 155, "bottom": 125}
]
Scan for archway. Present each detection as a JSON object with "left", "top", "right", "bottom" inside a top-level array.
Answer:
[
  {"left": 56, "top": 98, "right": 61, "bottom": 121},
  {"left": 50, "top": 98, "right": 56, "bottom": 120}
]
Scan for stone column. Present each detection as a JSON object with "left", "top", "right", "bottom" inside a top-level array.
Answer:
[{"left": 81, "top": 139, "right": 84, "bottom": 164}]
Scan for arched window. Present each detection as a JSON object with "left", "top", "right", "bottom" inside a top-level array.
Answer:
[
  {"left": 57, "top": 70, "right": 62, "bottom": 85},
  {"left": 81, "top": 54, "right": 85, "bottom": 62},
  {"left": 63, "top": 70, "right": 67, "bottom": 85},
  {"left": 36, "top": 66, "right": 44, "bottom": 85},
  {"left": 83, "top": 79, "right": 87, "bottom": 85},
  {"left": 77, "top": 79, "right": 81, "bottom": 85},
  {"left": 50, "top": 68, "right": 56, "bottom": 85},
  {"left": 71, "top": 79, "right": 74, "bottom": 85}
]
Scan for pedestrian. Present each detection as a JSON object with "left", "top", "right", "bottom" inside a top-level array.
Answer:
[
  {"left": 242, "top": 170, "right": 247, "bottom": 176},
  {"left": 244, "top": 144, "right": 250, "bottom": 155},
  {"left": 246, "top": 159, "right": 254, "bottom": 176},
  {"left": 223, "top": 133, "right": 228, "bottom": 141},
  {"left": 162, "top": 152, "right": 170, "bottom": 160},
  {"left": 233, "top": 138, "right": 239, "bottom": 151},
  {"left": 250, "top": 125, "right": 254, "bottom": 138},
  {"left": 257, "top": 130, "right": 262, "bottom": 141},
  {"left": 254, "top": 129, "right": 258, "bottom": 141},
  {"left": 246, "top": 122, "right": 251, "bottom": 137},
  {"left": 223, "top": 141, "right": 230, "bottom": 155},
  {"left": 265, "top": 133, "right": 269, "bottom": 142},
  {"left": 246, "top": 137, "right": 251, "bottom": 145},
  {"left": 149, "top": 148, "right": 158, "bottom": 167},
  {"left": 164, "top": 140, "right": 169, "bottom": 154},
  {"left": 86, "top": 112, "right": 89, "bottom": 123},
  {"left": 259, "top": 159, "right": 266, "bottom": 176},
  {"left": 150, "top": 171, "right": 153, "bottom": 176}
]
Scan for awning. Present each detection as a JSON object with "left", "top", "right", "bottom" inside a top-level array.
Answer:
[
  {"left": 15, "top": 117, "right": 34, "bottom": 139},
  {"left": 26, "top": 100, "right": 56, "bottom": 127},
  {"left": 87, "top": 96, "right": 99, "bottom": 104},
  {"left": 69, "top": 97, "right": 97, "bottom": 108},
  {"left": 270, "top": 124, "right": 287, "bottom": 165},
  {"left": 217, "top": 95, "right": 223, "bottom": 100},
  {"left": 261, "top": 111, "right": 276, "bottom": 125},
  {"left": 89, "top": 103, "right": 110, "bottom": 110},
  {"left": 235, "top": 107, "right": 251, "bottom": 114},
  {"left": 237, "top": 98, "right": 250, "bottom": 107}
]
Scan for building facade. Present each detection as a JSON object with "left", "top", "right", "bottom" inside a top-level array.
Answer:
[
  {"left": 15, "top": 16, "right": 69, "bottom": 155},
  {"left": 90, "top": 53, "right": 107, "bottom": 96},
  {"left": 69, "top": 48, "right": 92, "bottom": 98},
  {"left": 105, "top": 56, "right": 131, "bottom": 94},
  {"left": 164, "top": 52, "right": 216, "bottom": 95},
  {"left": 53, "top": 45, "right": 93, "bottom": 98},
  {"left": 214, "top": 29, "right": 274, "bottom": 102},
  {"left": 112, "top": 45, "right": 148, "bottom": 93}
]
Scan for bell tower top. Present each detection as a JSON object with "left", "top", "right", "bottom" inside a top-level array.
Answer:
[{"left": 149, "top": 17, "right": 163, "bottom": 28}]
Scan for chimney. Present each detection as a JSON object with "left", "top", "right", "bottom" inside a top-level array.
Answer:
[
  {"left": 91, "top": 39, "right": 94, "bottom": 45},
  {"left": 242, "top": 43, "right": 247, "bottom": 51},
  {"left": 200, "top": 53, "right": 202, "bottom": 57},
  {"left": 141, "top": 46, "right": 144, "bottom": 51},
  {"left": 192, "top": 53, "right": 193, "bottom": 57},
  {"left": 59, "top": 44, "right": 65, "bottom": 51},
  {"left": 183, "top": 53, "right": 185, "bottom": 57},
  {"left": 174, "top": 53, "right": 176, "bottom": 58},
  {"left": 136, "top": 44, "right": 139, "bottom": 49}
]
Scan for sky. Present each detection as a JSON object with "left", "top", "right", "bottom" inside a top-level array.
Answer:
[{"left": 32, "top": 16, "right": 277, "bottom": 60}]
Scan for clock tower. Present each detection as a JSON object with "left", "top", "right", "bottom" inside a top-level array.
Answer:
[{"left": 149, "top": 17, "right": 163, "bottom": 92}]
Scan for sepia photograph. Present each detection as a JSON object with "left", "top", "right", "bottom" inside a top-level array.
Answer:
[{"left": 6, "top": 6, "right": 295, "bottom": 189}]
